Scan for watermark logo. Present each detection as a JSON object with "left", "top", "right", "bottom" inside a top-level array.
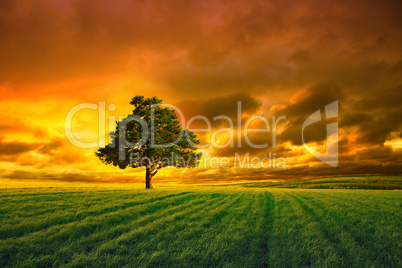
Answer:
[{"left": 64, "top": 100, "right": 339, "bottom": 170}]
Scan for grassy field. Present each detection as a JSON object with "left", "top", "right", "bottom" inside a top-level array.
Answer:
[
  {"left": 0, "top": 182, "right": 401, "bottom": 267},
  {"left": 234, "top": 175, "right": 402, "bottom": 190}
]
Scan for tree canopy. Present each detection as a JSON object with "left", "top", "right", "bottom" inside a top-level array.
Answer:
[{"left": 96, "top": 96, "right": 202, "bottom": 188}]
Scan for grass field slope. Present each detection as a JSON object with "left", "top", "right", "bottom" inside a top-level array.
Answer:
[{"left": 0, "top": 185, "right": 401, "bottom": 267}]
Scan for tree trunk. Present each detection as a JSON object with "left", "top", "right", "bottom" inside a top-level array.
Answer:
[{"left": 145, "top": 168, "right": 153, "bottom": 189}]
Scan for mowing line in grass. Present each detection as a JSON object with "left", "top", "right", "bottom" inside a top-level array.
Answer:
[
  {"left": 61, "top": 194, "right": 238, "bottom": 267},
  {"left": 291, "top": 191, "right": 401, "bottom": 267},
  {"left": 0, "top": 191, "right": 186, "bottom": 224},
  {"left": 285, "top": 192, "right": 354, "bottom": 266},
  {"left": 0, "top": 192, "right": 203, "bottom": 266},
  {"left": 268, "top": 191, "right": 341, "bottom": 267},
  {"left": 114, "top": 194, "right": 244, "bottom": 265},
  {"left": 0, "top": 192, "right": 191, "bottom": 239},
  {"left": 1, "top": 193, "right": 226, "bottom": 267}
]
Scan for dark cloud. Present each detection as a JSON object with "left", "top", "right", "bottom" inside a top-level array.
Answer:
[
  {"left": 341, "top": 113, "right": 374, "bottom": 127},
  {"left": 280, "top": 81, "right": 343, "bottom": 117},
  {"left": 355, "top": 146, "right": 402, "bottom": 163},
  {"left": 240, "top": 156, "right": 402, "bottom": 181},
  {"left": 0, "top": 124, "right": 14, "bottom": 132},
  {"left": 2, "top": 170, "right": 99, "bottom": 183},
  {"left": 289, "top": 49, "right": 310, "bottom": 64},
  {"left": 164, "top": 69, "right": 278, "bottom": 98},
  {"left": 0, "top": 169, "right": 147, "bottom": 184},
  {"left": 356, "top": 108, "right": 402, "bottom": 145},
  {"left": 389, "top": 60, "right": 402, "bottom": 73},
  {"left": 212, "top": 138, "right": 292, "bottom": 158},
  {"left": 0, "top": 0, "right": 400, "bottom": 98},
  {"left": 0, "top": 139, "right": 40, "bottom": 156},
  {"left": 0, "top": 120, "right": 33, "bottom": 135},
  {"left": 273, "top": 81, "right": 343, "bottom": 145},
  {"left": 356, "top": 85, "right": 402, "bottom": 110},
  {"left": 273, "top": 82, "right": 402, "bottom": 147},
  {"left": 38, "top": 139, "right": 63, "bottom": 155},
  {"left": 0, "top": 139, "right": 68, "bottom": 167},
  {"left": 178, "top": 92, "right": 261, "bottom": 127},
  {"left": 0, "top": 0, "right": 206, "bottom": 85},
  {"left": 337, "top": 137, "right": 352, "bottom": 154},
  {"left": 280, "top": 119, "right": 328, "bottom": 146}
]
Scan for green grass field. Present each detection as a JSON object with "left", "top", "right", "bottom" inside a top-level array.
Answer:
[
  {"left": 234, "top": 175, "right": 402, "bottom": 190},
  {"left": 0, "top": 180, "right": 401, "bottom": 267}
]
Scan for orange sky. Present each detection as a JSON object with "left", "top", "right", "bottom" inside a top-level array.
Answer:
[{"left": 0, "top": 0, "right": 401, "bottom": 184}]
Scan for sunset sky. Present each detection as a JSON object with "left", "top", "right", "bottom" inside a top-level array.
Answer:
[{"left": 1, "top": 0, "right": 401, "bottom": 184}]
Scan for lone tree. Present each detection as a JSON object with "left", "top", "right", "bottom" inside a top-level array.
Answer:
[{"left": 96, "top": 96, "right": 202, "bottom": 188}]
